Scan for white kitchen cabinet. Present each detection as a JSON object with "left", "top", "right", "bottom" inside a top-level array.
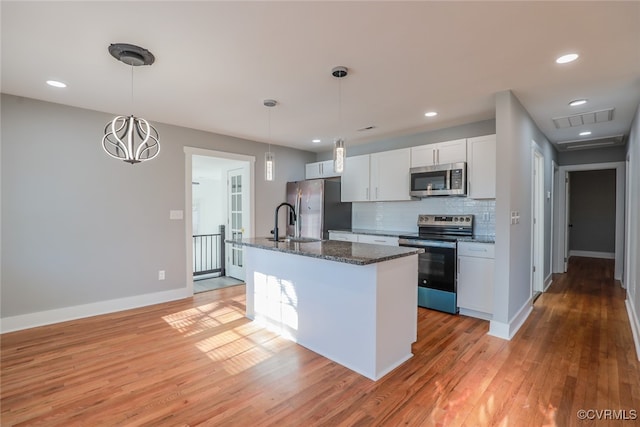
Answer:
[
  {"left": 457, "top": 242, "right": 495, "bottom": 319},
  {"left": 328, "top": 231, "right": 358, "bottom": 242},
  {"left": 356, "top": 234, "right": 399, "bottom": 246},
  {"left": 329, "top": 232, "right": 398, "bottom": 246},
  {"left": 467, "top": 134, "right": 496, "bottom": 199},
  {"left": 340, "top": 155, "right": 370, "bottom": 202},
  {"left": 410, "top": 138, "right": 467, "bottom": 168},
  {"left": 341, "top": 148, "right": 411, "bottom": 202},
  {"left": 370, "top": 148, "right": 411, "bottom": 201},
  {"left": 305, "top": 160, "right": 340, "bottom": 179}
]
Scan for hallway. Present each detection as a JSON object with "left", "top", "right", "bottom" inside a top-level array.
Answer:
[{"left": 1, "top": 258, "right": 638, "bottom": 426}]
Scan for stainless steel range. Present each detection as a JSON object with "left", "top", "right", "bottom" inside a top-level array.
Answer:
[{"left": 398, "top": 215, "right": 473, "bottom": 314}]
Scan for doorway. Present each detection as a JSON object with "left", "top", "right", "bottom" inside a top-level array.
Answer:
[
  {"left": 185, "top": 147, "right": 255, "bottom": 295},
  {"left": 531, "top": 147, "right": 545, "bottom": 300},
  {"left": 554, "top": 161, "right": 626, "bottom": 281}
]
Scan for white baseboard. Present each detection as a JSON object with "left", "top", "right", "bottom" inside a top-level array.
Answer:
[
  {"left": 0, "top": 287, "right": 192, "bottom": 334},
  {"left": 459, "top": 307, "right": 492, "bottom": 321},
  {"left": 488, "top": 298, "right": 533, "bottom": 340},
  {"left": 625, "top": 298, "right": 640, "bottom": 362},
  {"left": 569, "top": 250, "right": 615, "bottom": 259},
  {"left": 544, "top": 274, "right": 553, "bottom": 292}
]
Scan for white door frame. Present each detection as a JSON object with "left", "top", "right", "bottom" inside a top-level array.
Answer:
[
  {"left": 531, "top": 145, "right": 545, "bottom": 297},
  {"left": 549, "top": 161, "right": 558, "bottom": 283},
  {"left": 555, "top": 161, "right": 625, "bottom": 281},
  {"left": 184, "top": 147, "right": 255, "bottom": 295},
  {"left": 624, "top": 155, "right": 632, "bottom": 290}
]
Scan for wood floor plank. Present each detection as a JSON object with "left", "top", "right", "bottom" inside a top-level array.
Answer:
[{"left": 2, "top": 258, "right": 639, "bottom": 426}]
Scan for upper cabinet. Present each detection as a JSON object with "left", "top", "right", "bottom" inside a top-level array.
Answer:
[
  {"left": 341, "top": 148, "right": 411, "bottom": 202},
  {"left": 467, "top": 134, "right": 496, "bottom": 199},
  {"left": 305, "top": 160, "right": 341, "bottom": 179},
  {"left": 370, "top": 148, "right": 412, "bottom": 201},
  {"left": 410, "top": 138, "right": 467, "bottom": 168},
  {"left": 341, "top": 155, "right": 370, "bottom": 202}
]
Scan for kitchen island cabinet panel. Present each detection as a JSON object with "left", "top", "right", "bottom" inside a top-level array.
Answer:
[{"left": 242, "top": 242, "right": 418, "bottom": 380}]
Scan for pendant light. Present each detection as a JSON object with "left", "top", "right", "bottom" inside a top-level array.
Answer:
[
  {"left": 264, "top": 99, "right": 277, "bottom": 181},
  {"left": 332, "top": 66, "right": 348, "bottom": 173},
  {"left": 102, "top": 43, "right": 160, "bottom": 164}
]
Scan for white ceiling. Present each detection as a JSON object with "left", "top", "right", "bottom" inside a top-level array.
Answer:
[{"left": 2, "top": 1, "right": 639, "bottom": 153}]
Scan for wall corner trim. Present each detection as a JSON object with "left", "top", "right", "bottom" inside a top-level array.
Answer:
[
  {"left": 625, "top": 298, "right": 640, "bottom": 362},
  {"left": 0, "top": 288, "right": 192, "bottom": 334},
  {"left": 488, "top": 299, "right": 533, "bottom": 340}
]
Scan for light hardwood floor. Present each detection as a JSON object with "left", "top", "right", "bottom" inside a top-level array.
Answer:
[{"left": 2, "top": 257, "right": 639, "bottom": 426}]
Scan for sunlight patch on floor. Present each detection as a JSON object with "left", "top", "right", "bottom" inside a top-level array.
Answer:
[{"left": 162, "top": 296, "right": 246, "bottom": 336}]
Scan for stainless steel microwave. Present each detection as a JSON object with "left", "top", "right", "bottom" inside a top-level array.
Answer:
[{"left": 410, "top": 162, "right": 466, "bottom": 197}]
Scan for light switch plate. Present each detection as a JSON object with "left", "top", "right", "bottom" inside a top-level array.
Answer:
[{"left": 170, "top": 210, "right": 183, "bottom": 220}]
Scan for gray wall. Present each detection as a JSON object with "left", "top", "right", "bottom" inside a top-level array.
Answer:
[
  {"left": 569, "top": 170, "right": 616, "bottom": 253},
  {"left": 625, "top": 102, "right": 640, "bottom": 352},
  {"left": 316, "top": 119, "right": 496, "bottom": 160},
  {"left": 1, "top": 94, "right": 315, "bottom": 319},
  {"left": 494, "top": 90, "right": 557, "bottom": 331},
  {"left": 558, "top": 145, "right": 627, "bottom": 166}
]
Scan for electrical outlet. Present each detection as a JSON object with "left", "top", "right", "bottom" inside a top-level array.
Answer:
[{"left": 158, "top": 270, "right": 165, "bottom": 280}]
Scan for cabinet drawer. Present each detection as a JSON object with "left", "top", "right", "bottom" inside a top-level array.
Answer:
[
  {"left": 356, "top": 234, "right": 399, "bottom": 246},
  {"left": 457, "top": 242, "right": 495, "bottom": 258},
  {"left": 329, "top": 232, "right": 358, "bottom": 242}
]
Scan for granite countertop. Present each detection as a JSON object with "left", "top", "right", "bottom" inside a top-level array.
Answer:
[
  {"left": 328, "top": 228, "right": 411, "bottom": 238},
  {"left": 227, "top": 238, "right": 424, "bottom": 266}
]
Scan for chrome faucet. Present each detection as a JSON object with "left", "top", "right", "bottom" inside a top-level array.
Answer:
[{"left": 273, "top": 202, "right": 296, "bottom": 242}]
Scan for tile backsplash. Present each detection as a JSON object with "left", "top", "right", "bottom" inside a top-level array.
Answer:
[{"left": 352, "top": 197, "right": 496, "bottom": 237}]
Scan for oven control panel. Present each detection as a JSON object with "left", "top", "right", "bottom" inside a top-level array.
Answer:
[{"left": 418, "top": 215, "right": 473, "bottom": 227}]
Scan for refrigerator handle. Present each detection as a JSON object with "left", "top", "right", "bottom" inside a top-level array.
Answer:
[{"left": 295, "top": 189, "right": 302, "bottom": 238}]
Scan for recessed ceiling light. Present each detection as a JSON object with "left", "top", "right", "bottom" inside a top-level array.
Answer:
[
  {"left": 424, "top": 111, "right": 438, "bottom": 117},
  {"left": 569, "top": 99, "right": 587, "bottom": 107},
  {"left": 46, "top": 80, "right": 67, "bottom": 88},
  {"left": 579, "top": 131, "right": 592, "bottom": 136},
  {"left": 556, "top": 53, "right": 579, "bottom": 64},
  {"left": 312, "top": 139, "right": 321, "bottom": 143}
]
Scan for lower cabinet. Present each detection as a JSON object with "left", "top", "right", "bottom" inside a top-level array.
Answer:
[
  {"left": 329, "top": 232, "right": 398, "bottom": 246},
  {"left": 457, "top": 242, "right": 495, "bottom": 319},
  {"left": 328, "top": 231, "right": 359, "bottom": 242},
  {"left": 356, "top": 234, "right": 399, "bottom": 246}
]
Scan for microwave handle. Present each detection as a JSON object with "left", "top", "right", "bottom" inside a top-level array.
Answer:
[{"left": 446, "top": 169, "right": 451, "bottom": 190}]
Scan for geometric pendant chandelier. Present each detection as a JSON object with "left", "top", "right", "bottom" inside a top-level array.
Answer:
[{"left": 102, "top": 43, "right": 160, "bottom": 164}]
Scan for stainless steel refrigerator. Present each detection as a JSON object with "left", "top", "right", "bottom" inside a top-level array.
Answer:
[{"left": 286, "top": 179, "right": 352, "bottom": 240}]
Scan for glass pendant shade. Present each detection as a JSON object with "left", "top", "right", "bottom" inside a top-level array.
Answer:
[
  {"left": 333, "top": 138, "right": 345, "bottom": 173},
  {"left": 265, "top": 151, "right": 275, "bottom": 181},
  {"left": 102, "top": 115, "right": 160, "bottom": 164}
]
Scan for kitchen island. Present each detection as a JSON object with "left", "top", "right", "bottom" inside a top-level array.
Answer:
[{"left": 228, "top": 237, "right": 422, "bottom": 380}]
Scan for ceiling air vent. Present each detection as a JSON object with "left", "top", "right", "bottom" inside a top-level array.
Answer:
[
  {"left": 554, "top": 134, "right": 625, "bottom": 151},
  {"left": 552, "top": 108, "right": 614, "bottom": 129},
  {"left": 357, "top": 126, "right": 376, "bottom": 132}
]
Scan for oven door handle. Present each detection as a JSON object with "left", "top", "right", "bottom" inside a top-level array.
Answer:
[{"left": 398, "top": 239, "right": 457, "bottom": 249}]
